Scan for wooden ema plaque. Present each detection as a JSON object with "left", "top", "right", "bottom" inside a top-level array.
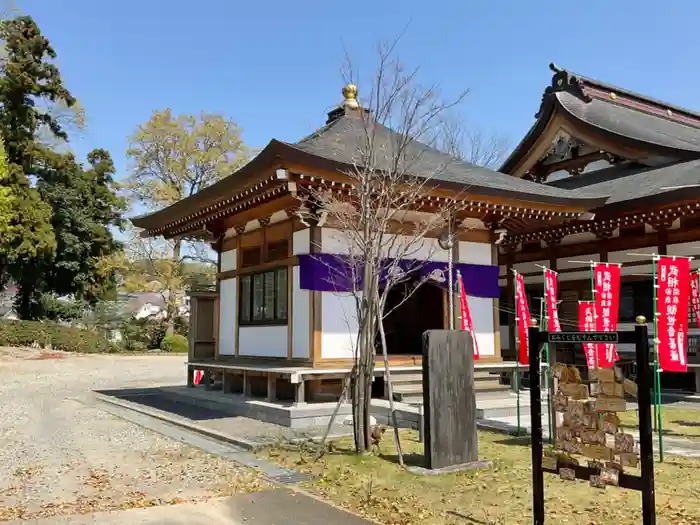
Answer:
[{"left": 549, "top": 364, "right": 639, "bottom": 489}]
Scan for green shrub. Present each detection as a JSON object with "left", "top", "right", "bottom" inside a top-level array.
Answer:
[
  {"left": 0, "top": 320, "right": 119, "bottom": 353},
  {"left": 160, "top": 333, "right": 188, "bottom": 353},
  {"left": 118, "top": 316, "right": 170, "bottom": 350},
  {"left": 128, "top": 341, "right": 147, "bottom": 353}
]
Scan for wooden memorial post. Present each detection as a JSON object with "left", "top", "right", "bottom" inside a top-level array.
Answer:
[{"left": 422, "top": 330, "right": 478, "bottom": 470}]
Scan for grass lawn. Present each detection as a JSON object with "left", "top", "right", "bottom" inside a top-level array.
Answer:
[
  {"left": 619, "top": 406, "right": 700, "bottom": 439},
  {"left": 260, "top": 429, "right": 700, "bottom": 525}
]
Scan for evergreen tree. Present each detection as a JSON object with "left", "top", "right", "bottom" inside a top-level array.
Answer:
[
  {"left": 0, "top": 15, "right": 75, "bottom": 316},
  {"left": 0, "top": 16, "right": 124, "bottom": 318},
  {"left": 37, "top": 149, "right": 125, "bottom": 307}
]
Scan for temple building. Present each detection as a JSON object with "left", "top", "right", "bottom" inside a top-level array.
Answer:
[
  {"left": 498, "top": 64, "right": 700, "bottom": 392},
  {"left": 131, "top": 82, "right": 601, "bottom": 410}
]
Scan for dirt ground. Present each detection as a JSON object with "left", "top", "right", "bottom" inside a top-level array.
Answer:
[{"left": 0, "top": 348, "right": 267, "bottom": 522}]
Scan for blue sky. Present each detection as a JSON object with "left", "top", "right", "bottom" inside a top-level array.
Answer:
[{"left": 18, "top": 0, "right": 700, "bottom": 213}]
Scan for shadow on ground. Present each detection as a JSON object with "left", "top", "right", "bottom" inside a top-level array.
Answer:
[
  {"left": 493, "top": 435, "right": 531, "bottom": 447},
  {"left": 379, "top": 452, "right": 425, "bottom": 467},
  {"left": 95, "top": 387, "right": 237, "bottom": 421}
]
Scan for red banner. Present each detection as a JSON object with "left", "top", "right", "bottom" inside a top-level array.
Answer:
[
  {"left": 544, "top": 269, "right": 561, "bottom": 333},
  {"left": 657, "top": 257, "right": 690, "bottom": 372},
  {"left": 578, "top": 301, "right": 597, "bottom": 369},
  {"left": 690, "top": 270, "right": 700, "bottom": 329},
  {"left": 515, "top": 272, "right": 531, "bottom": 365},
  {"left": 457, "top": 272, "right": 479, "bottom": 360},
  {"left": 594, "top": 264, "right": 621, "bottom": 368}
]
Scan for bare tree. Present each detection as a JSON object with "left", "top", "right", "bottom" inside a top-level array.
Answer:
[
  {"left": 97, "top": 225, "right": 215, "bottom": 325},
  {"left": 440, "top": 115, "right": 510, "bottom": 169},
  {"left": 306, "top": 42, "right": 484, "bottom": 457}
]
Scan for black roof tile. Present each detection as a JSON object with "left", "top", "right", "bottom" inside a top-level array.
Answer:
[
  {"left": 548, "top": 158, "right": 700, "bottom": 208},
  {"left": 289, "top": 114, "right": 605, "bottom": 207}
]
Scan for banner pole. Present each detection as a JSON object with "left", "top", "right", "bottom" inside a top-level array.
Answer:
[
  {"left": 542, "top": 270, "right": 552, "bottom": 445},
  {"left": 513, "top": 269, "right": 521, "bottom": 436},
  {"left": 653, "top": 256, "right": 664, "bottom": 462},
  {"left": 590, "top": 263, "right": 599, "bottom": 371}
]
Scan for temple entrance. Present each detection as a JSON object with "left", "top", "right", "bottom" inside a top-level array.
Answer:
[{"left": 381, "top": 280, "right": 445, "bottom": 356}]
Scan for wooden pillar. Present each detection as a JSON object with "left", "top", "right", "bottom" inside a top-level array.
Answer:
[
  {"left": 267, "top": 373, "right": 277, "bottom": 402},
  {"left": 506, "top": 251, "right": 516, "bottom": 360},
  {"left": 294, "top": 380, "right": 306, "bottom": 406},
  {"left": 547, "top": 239, "right": 560, "bottom": 271},
  {"left": 309, "top": 224, "right": 323, "bottom": 365},
  {"left": 657, "top": 222, "right": 670, "bottom": 255},
  {"left": 451, "top": 239, "right": 460, "bottom": 329},
  {"left": 214, "top": 246, "right": 222, "bottom": 359},
  {"left": 492, "top": 244, "right": 502, "bottom": 360},
  {"left": 187, "top": 365, "right": 195, "bottom": 387},
  {"left": 596, "top": 230, "right": 612, "bottom": 263},
  {"left": 243, "top": 371, "right": 252, "bottom": 397},
  {"left": 188, "top": 297, "right": 197, "bottom": 362}
]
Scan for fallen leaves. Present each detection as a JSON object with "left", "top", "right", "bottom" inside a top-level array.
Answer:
[{"left": 259, "top": 429, "right": 700, "bottom": 525}]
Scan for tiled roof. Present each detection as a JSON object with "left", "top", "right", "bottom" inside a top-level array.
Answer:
[
  {"left": 290, "top": 114, "right": 606, "bottom": 207},
  {"left": 548, "top": 159, "right": 700, "bottom": 209}
]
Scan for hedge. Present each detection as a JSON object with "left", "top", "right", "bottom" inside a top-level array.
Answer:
[
  {"left": 160, "top": 333, "right": 188, "bottom": 353},
  {"left": 0, "top": 320, "right": 119, "bottom": 353}
]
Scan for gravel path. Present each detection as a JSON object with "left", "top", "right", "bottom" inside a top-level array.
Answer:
[{"left": 0, "top": 349, "right": 267, "bottom": 522}]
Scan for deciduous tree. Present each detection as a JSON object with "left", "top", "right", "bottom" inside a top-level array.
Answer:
[
  {"left": 126, "top": 109, "right": 249, "bottom": 330},
  {"left": 311, "top": 43, "right": 476, "bottom": 456}
]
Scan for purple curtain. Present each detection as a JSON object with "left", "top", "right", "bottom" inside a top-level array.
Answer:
[{"left": 298, "top": 253, "right": 499, "bottom": 298}]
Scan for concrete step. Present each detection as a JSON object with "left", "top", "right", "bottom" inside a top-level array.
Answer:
[
  {"left": 388, "top": 373, "right": 422, "bottom": 386},
  {"left": 394, "top": 392, "right": 424, "bottom": 403},
  {"left": 476, "top": 400, "right": 530, "bottom": 419}
]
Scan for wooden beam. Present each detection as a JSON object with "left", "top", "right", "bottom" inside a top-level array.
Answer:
[
  {"left": 537, "top": 151, "right": 607, "bottom": 178},
  {"left": 217, "top": 256, "right": 299, "bottom": 280},
  {"left": 218, "top": 194, "right": 298, "bottom": 234}
]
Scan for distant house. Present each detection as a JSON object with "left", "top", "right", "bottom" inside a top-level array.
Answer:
[
  {"left": 121, "top": 292, "right": 190, "bottom": 320},
  {"left": 0, "top": 283, "right": 18, "bottom": 320}
]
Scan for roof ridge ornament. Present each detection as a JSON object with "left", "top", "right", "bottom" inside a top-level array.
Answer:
[
  {"left": 342, "top": 83, "right": 359, "bottom": 110},
  {"left": 535, "top": 63, "right": 592, "bottom": 119}
]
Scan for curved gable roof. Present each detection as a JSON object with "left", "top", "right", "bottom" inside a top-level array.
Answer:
[{"left": 501, "top": 64, "right": 700, "bottom": 175}]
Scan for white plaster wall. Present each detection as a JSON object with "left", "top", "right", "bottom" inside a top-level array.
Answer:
[
  {"left": 321, "top": 228, "right": 350, "bottom": 255},
  {"left": 292, "top": 266, "right": 310, "bottom": 358},
  {"left": 514, "top": 259, "right": 548, "bottom": 276},
  {"left": 293, "top": 228, "right": 310, "bottom": 255},
  {"left": 458, "top": 241, "right": 492, "bottom": 265},
  {"left": 238, "top": 326, "right": 288, "bottom": 357},
  {"left": 557, "top": 253, "right": 600, "bottom": 271},
  {"left": 220, "top": 248, "right": 237, "bottom": 272},
  {"left": 608, "top": 246, "right": 658, "bottom": 264},
  {"left": 668, "top": 242, "right": 700, "bottom": 269},
  {"left": 321, "top": 292, "right": 359, "bottom": 359},
  {"left": 218, "top": 278, "right": 236, "bottom": 356},
  {"left": 467, "top": 295, "right": 495, "bottom": 356},
  {"left": 321, "top": 228, "right": 449, "bottom": 262}
]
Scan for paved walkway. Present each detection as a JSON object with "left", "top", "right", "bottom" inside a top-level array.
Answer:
[{"left": 3, "top": 489, "right": 375, "bottom": 525}]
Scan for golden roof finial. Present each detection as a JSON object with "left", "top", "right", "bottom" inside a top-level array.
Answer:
[{"left": 342, "top": 83, "right": 359, "bottom": 109}]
